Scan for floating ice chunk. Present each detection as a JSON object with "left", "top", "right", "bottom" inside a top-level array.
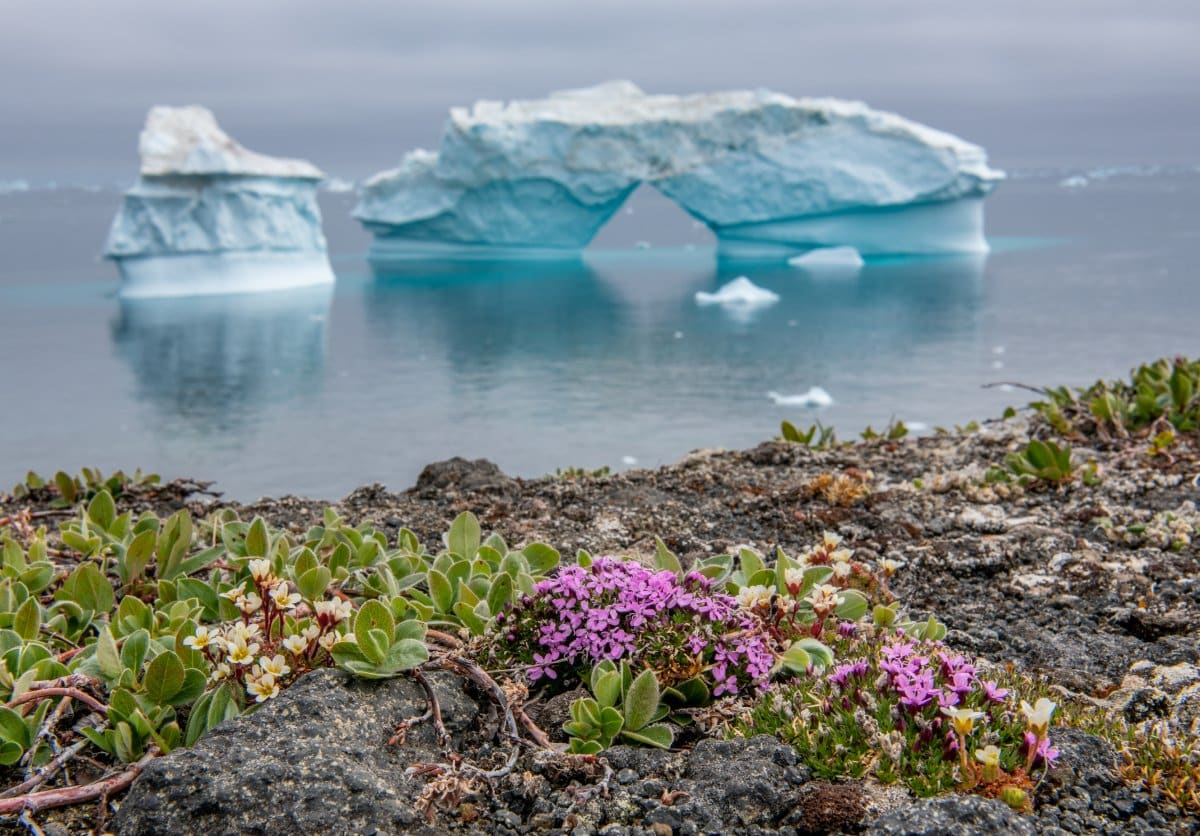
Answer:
[
  {"left": 621, "top": 455, "right": 638, "bottom": 465},
  {"left": 1059, "top": 175, "right": 1089, "bottom": 189},
  {"left": 0, "top": 179, "right": 31, "bottom": 194},
  {"left": 906, "top": 421, "right": 929, "bottom": 432},
  {"left": 634, "top": 240, "right": 652, "bottom": 249},
  {"left": 321, "top": 177, "right": 356, "bottom": 193},
  {"left": 767, "top": 387, "right": 834, "bottom": 408},
  {"left": 787, "top": 246, "right": 865, "bottom": 271},
  {"left": 992, "top": 345, "right": 1006, "bottom": 355},
  {"left": 694, "top": 277, "right": 780, "bottom": 307}
]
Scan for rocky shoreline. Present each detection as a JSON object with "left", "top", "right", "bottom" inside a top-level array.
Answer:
[{"left": 3, "top": 409, "right": 1199, "bottom": 834}]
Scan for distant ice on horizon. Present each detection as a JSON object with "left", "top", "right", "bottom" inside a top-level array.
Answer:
[{"left": 768, "top": 387, "right": 834, "bottom": 408}]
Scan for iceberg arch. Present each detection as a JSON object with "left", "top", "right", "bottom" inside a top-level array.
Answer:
[
  {"left": 105, "top": 107, "right": 335, "bottom": 298},
  {"left": 356, "top": 81, "right": 1003, "bottom": 263}
]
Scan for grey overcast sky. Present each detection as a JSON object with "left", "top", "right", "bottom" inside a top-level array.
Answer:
[{"left": 2, "top": 0, "right": 1198, "bottom": 181}]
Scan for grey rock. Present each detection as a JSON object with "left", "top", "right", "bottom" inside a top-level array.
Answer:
[
  {"left": 412, "top": 457, "right": 516, "bottom": 496},
  {"left": 864, "top": 795, "right": 1037, "bottom": 835},
  {"left": 114, "top": 668, "right": 480, "bottom": 835}
]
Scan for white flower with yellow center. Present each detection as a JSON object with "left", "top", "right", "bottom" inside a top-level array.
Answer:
[
  {"left": 269, "top": 581, "right": 301, "bottom": 611},
  {"left": 282, "top": 633, "right": 308, "bottom": 656},
  {"left": 783, "top": 568, "right": 806, "bottom": 589},
  {"left": 227, "top": 621, "right": 261, "bottom": 644},
  {"left": 236, "top": 591, "right": 262, "bottom": 616},
  {"left": 220, "top": 587, "right": 245, "bottom": 603},
  {"left": 225, "top": 637, "right": 260, "bottom": 666},
  {"left": 258, "top": 654, "right": 291, "bottom": 679},
  {"left": 248, "top": 558, "right": 275, "bottom": 584},
  {"left": 822, "top": 532, "right": 843, "bottom": 549},
  {"left": 246, "top": 672, "right": 279, "bottom": 703},
  {"left": 831, "top": 561, "right": 852, "bottom": 579},
  {"left": 301, "top": 623, "right": 321, "bottom": 643},
  {"left": 183, "top": 625, "right": 218, "bottom": 652},
  {"left": 879, "top": 558, "right": 903, "bottom": 577},
  {"left": 1020, "top": 698, "right": 1056, "bottom": 737},
  {"left": 208, "top": 662, "right": 231, "bottom": 683},
  {"left": 333, "top": 598, "right": 354, "bottom": 622},
  {"left": 942, "top": 707, "right": 985, "bottom": 737},
  {"left": 805, "top": 584, "right": 844, "bottom": 615},
  {"left": 736, "top": 585, "right": 774, "bottom": 610},
  {"left": 830, "top": 548, "right": 852, "bottom": 564},
  {"left": 975, "top": 745, "right": 1001, "bottom": 768},
  {"left": 318, "top": 631, "right": 340, "bottom": 652}
]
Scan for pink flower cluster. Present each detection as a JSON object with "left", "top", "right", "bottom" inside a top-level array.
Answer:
[{"left": 498, "top": 558, "right": 774, "bottom": 696}]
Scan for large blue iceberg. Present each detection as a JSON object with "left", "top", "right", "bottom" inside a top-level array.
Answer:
[
  {"left": 355, "top": 81, "right": 1004, "bottom": 261},
  {"left": 105, "top": 106, "right": 334, "bottom": 297}
]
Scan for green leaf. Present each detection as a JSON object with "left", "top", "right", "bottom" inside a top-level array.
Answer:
[
  {"left": 598, "top": 705, "right": 624, "bottom": 740},
  {"left": 486, "top": 572, "right": 512, "bottom": 618},
  {"left": 120, "top": 629, "right": 150, "bottom": 675},
  {"left": 297, "top": 566, "right": 332, "bottom": 602},
  {"left": 360, "top": 629, "right": 389, "bottom": 665},
  {"left": 622, "top": 669, "right": 661, "bottom": 732},
  {"left": 381, "top": 637, "right": 429, "bottom": 672},
  {"left": 834, "top": 589, "right": 868, "bottom": 621},
  {"left": 0, "top": 706, "right": 31, "bottom": 748},
  {"left": 653, "top": 537, "right": 682, "bottom": 575},
  {"left": 245, "top": 517, "right": 269, "bottom": 558},
  {"left": 428, "top": 569, "right": 454, "bottom": 613},
  {"left": 521, "top": 543, "right": 560, "bottom": 576},
  {"left": 122, "top": 529, "right": 156, "bottom": 585},
  {"left": 447, "top": 512, "right": 481, "bottom": 560},
  {"left": 12, "top": 597, "right": 40, "bottom": 642},
  {"left": 167, "top": 668, "right": 208, "bottom": 707},
  {"left": 790, "top": 637, "right": 834, "bottom": 671},
  {"left": 354, "top": 600, "right": 394, "bottom": 647},
  {"left": 780, "top": 643, "right": 812, "bottom": 673},
  {"left": 0, "top": 740, "right": 23, "bottom": 766},
  {"left": 565, "top": 739, "right": 604, "bottom": 755},
  {"left": 620, "top": 723, "right": 674, "bottom": 749},
  {"left": 95, "top": 624, "right": 124, "bottom": 681},
  {"left": 184, "top": 691, "right": 215, "bottom": 746},
  {"left": 143, "top": 650, "right": 186, "bottom": 705},
  {"left": 592, "top": 669, "right": 622, "bottom": 709},
  {"left": 59, "top": 563, "right": 113, "bottom": 613},
  {"left": 453, "top": 602, "right": 486, "bottom": 635},
  {"left": 87, "top": 490, "right": 117, "bottom": 531},
  {"left": 54, "top": 472, "right": 77, "bottom": 504}
]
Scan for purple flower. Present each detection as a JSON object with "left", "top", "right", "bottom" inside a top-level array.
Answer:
[{"left": 982, "top": 680, "right": 1010, "bottom": 703}]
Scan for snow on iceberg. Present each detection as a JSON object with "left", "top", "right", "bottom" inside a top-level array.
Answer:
[
  {"left": 768, "top": 388, "right": 834, "bottom": 409},
  {"left": 356, "top": 81, "right": 1003, "bottom": 262},
  {"left": 694, "top": 276, "right": 780, "bottom": 307},
  {"left": 104, "top": 106, "right": 334, "bottom": 298},
  {"left": 787, "top": 246, "right": 865, "bottom": 272}
]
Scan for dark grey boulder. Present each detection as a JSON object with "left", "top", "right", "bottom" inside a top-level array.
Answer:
[
  {"left": 114, "top": 669, "right": 480, "bottom": 835},
  {"left": 412, "top": 457, "right": 517, "bottom": 496}
]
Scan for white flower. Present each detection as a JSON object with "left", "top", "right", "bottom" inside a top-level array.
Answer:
[
  {"left": 301, "top": 623, "right": 321, "bottom": 643},
  {"left": 831, "top": 561, "right": 852, "bottom": 579},
  {"left": 333, "top": 598, "right": 353, "bottom": 622},
  {"left": 315, "top": 598, "right": 353, "bottom": 624},
  {"left": 236, "top": 591, "right": 262, "bottom": 616},
  {"left": 783, "top": 568, "right": 806, "bottom": 589},
  {"left": 879, "top": 558, "right": 903, "bottom": 576},
  {"left": 805, "top": 583, "right": 844, "bottom": 615},
  {"left": 822, "top": 532, "right": 843, "bottom": 549},
  {"left": 942, "top": 707, "right": 985, "bottom": 736},
  {"left": 227, "top": 622, "right": 262, "bottom": 644},
  {"left": 1020, "top": 698, "right": 1056, "bottom": 736},
  {"left": 183, "top": 626, "right": 219, "bottom": 652},
  {"left": 282, "top": 633, "right": 308, "bottom": 656},
  {"left": 258, "top": 654, "right": 291, "bottom": 678},
  {"left": 225, "top": 637, "right": 260, "bottom": 666},
  {"left": 248, "top": 558, "right": 275, "bottom": 584},
  {"left": 975, "top": 745, "right": 1001, "bottom": 767},
  {"left": 220, "top": 587, "right": 246, "bottom": 603},
  {"left": 318, "top": 631, "right": 340, "bottom": 652},
  {"left": 830, "top": 548, "right": 852, "bottom": 564},
  {"left": 208, "top": 662, "right": 231, "bottom": 683},
  {"left": 246, "top": 672, "right": 279, "bottom": 703},
  {"left": 269, "top": 581, "right": 301, "bottom": 611},
  {"left": 736, "top": 585, "right": 774, "bottom": 610}
]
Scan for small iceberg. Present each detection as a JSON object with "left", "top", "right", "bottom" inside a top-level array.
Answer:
[
  {"left": 694, "top": 276, "right": 780, "bottom": 308},
  {"left": 787, "top": 246, "right": 864, "bottom": 272},
  {"left": 768, "top": 387, "right": 834, "bottom": 408},
  {"left": 105, "top": 106, "right": 334, "bottom": 298},
  {"left": 1059, "top": 175, "right": 1089, "bottom": 189}
]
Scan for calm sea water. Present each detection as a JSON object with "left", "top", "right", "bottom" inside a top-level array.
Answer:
[{"left": 1, "top": 172, "right": 1197, "bottom": 500}]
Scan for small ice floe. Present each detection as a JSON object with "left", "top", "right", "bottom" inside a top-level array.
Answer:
[
  {"left": 0, "top": 179, "right": 31, "bottom": 194},
  {"left": 321, "top": 177, "right": 356, "bottom": 193},
  {"left": 998, "top": 383, "right": 1015, "bottom": 393},
  {"left": 906, "top": 421, "right": 929, "bottom": 432},
  {"left": 991, "top": 360, "right": 1005, "bottom": 370},
  {"left": 787, "top": 246, "right": 864, "bottom": 272},
  {"left": 634, "top": 240, "right": 652, "bottom": 249},
  {"left": 695, "top": 276, "right": 780, "bottom": 308},
  {"left": 624, "top": 206, "right": 635, "bottom": 215},
  {"left": 673, "top": 331, "right": 684, "bottom": 339},
  {"left": 767, "top": 387, "right": 834, "bottom": 409},
  {"left": 1059, "top": 175, "right": 1089, "bottom": 189},
  {"left": 621, "top": 455, "right": 638, "bottom": 465},
  {"left": 992, "top": 345, "right": 1006, "bottom": 355}
]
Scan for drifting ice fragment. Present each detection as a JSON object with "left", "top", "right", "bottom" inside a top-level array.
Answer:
[
  {"left": 694, "top": 277, "right": 780, "bottom": 308},
  {"left": 1059, "top": 176, "right": 1089, "bottom": 189},
  {"left": 768, "top": 388, "right": 834, "bottom": 408},
  {"left": 104, "top": 106, "right": 334, "bottom": 298},
  {"left": 621, "top": 455, "right": 638, "bottom": 465},
  {"left": 787, "top": 246, "right": 865, "bottom": 271}
]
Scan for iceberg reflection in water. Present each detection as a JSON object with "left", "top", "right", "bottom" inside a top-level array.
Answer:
[{"left": 111, "top": 285, "right": 332, "bottom": 435}]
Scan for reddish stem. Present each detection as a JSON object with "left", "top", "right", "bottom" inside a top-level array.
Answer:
[
  {"left": 0, "top": 747, "right": 158, "bottom": 814},
  {"left": 6, "top": 688, "right": 107, "bottom": 716}
]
